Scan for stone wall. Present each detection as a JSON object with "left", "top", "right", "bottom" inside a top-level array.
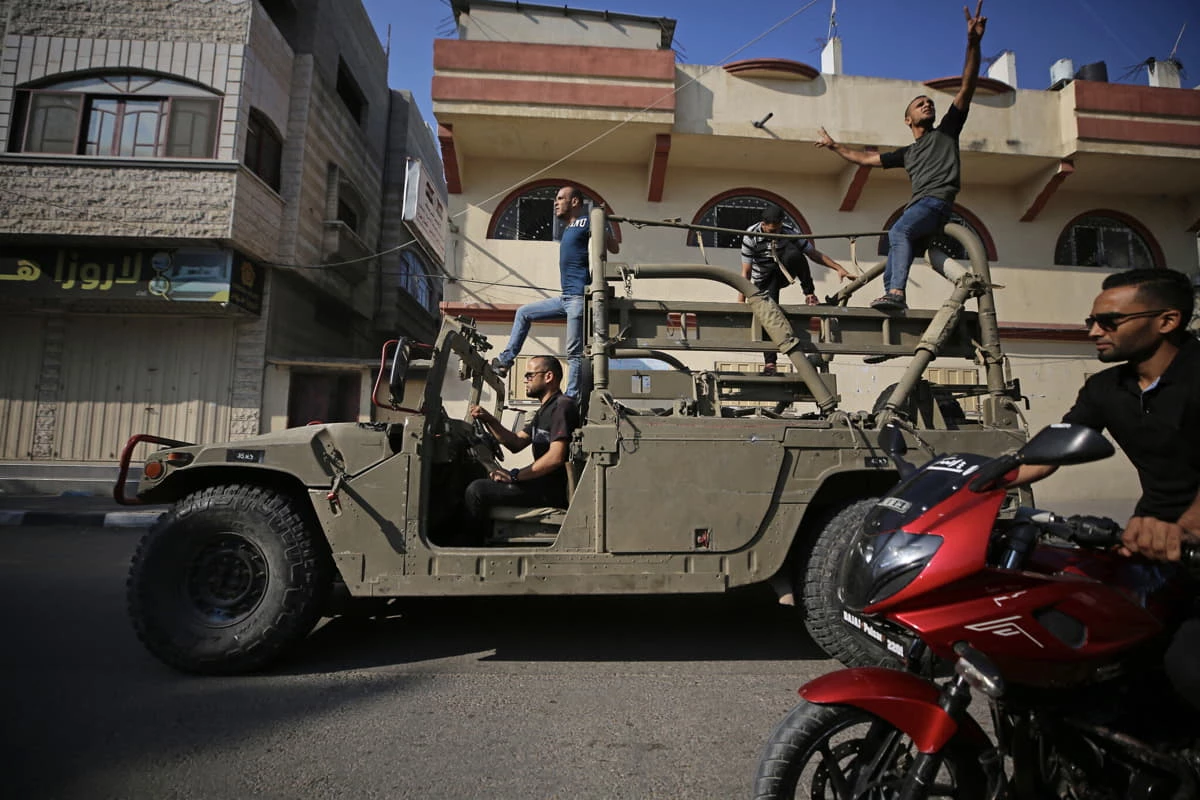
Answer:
[
  {"left": 5, "top": 0, "right": 251, "bottom": 43},
  {"left": 0, "top": 162, "right": 236, "bottom": 239}
]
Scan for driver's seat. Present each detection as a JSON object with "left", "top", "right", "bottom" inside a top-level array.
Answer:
[{"left": 486, "top": 458, "right": 582, "bottom": 545}]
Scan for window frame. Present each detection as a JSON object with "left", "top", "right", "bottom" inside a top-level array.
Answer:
[
  {"left": 11, "top": 74, "right": 221, "bottom": 159},
  {"left": 244, "top": 108, "right": 284, "bottom": 191},
  {"left": 1054, "top": 210, "right": 1163, "bottom": 270},
  {"left": 686, "top": 189, "right": 812, "bottom": 248}
]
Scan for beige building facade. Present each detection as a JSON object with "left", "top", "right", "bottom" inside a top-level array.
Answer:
[
  {"left": 434, "top": 0, "right": 1200, "bottom": 517},
  {"left": 0, "top": 0, "right": 444, "bottom": 493}
]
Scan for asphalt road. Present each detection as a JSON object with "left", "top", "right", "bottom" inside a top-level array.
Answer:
[{"left": 0, "top": 527, "right": 842, "bottom": 799}]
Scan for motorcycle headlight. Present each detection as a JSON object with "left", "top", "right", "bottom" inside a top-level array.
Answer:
[{"left": 840, "top": 529, "right": 943, "bottom": 611}]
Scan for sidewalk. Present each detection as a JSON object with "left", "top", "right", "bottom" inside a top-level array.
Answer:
[{"left": 0, "top": 492, "right": 166, "bottom": 528}]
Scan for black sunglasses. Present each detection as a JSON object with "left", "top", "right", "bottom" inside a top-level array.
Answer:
[
  {"left": 1084, "top": 309, "right": 1167, "bottom": 332},
  {"left": 523, "top": 370, "right": 549, "bottom": 380}
]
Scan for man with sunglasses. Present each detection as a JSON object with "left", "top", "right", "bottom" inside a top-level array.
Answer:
[
  {"left": 1013, "top": 267, "right": 1200, "bottom": 710},
  {"left": 463, "top": 355, "right": 580, "bottom": 542}
]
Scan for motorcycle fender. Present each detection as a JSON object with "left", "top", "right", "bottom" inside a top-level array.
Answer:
[{"left": 799, "top": 667, "right": 989, "bottom": 754}]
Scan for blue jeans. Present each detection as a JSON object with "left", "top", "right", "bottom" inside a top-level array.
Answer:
[
  {"left": 497, "top": 294, "right": 585, "bottom": 398},
  {"left": 884, "top": 197, "right": 952, "bottom": 293}
]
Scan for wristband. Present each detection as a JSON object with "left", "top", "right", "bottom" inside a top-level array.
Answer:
[{"left": 509, "top": 467, "right": 521, "bottom": 482}]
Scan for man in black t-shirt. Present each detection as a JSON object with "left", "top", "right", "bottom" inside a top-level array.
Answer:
[
  {"left": 465, "top": 355, "right": 580, "bottom": 538},
  {"left": 815, "top": 1, "right": 988, "bottom": 312},
  {"left": 1012, "top": 268, "right": 1200, "bottom": 710}
]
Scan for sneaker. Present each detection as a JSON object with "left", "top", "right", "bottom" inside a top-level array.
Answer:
[
  {"left": 805, "top": 294, "right": 820, "bottom": 306},
  {"left": 490, "top": 358, "right": 510, "bottom": 378},
  {"left": 870, "top": 292, "right": 907, "bottom": 311},
  {"left": 762, "top": 363, "right": 777, "bottom": 376}
]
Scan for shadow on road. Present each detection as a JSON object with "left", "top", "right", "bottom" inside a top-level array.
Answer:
[{"left": 284, "top": 588, "right": 830, "bottom": 674}]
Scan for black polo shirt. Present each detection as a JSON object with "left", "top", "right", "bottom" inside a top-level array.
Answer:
[{"left": 1062, "top": 336, "right": 1200, "bottom": 521}]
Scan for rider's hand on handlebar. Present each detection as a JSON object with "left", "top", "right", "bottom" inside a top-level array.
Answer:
[{"left": 1120, "top": 515, "right": 1197, "bottom": 563}]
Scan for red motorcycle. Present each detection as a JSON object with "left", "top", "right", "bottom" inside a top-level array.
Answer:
[{"left": 754, "top": 423, "right": 1200, "bottom": 800}]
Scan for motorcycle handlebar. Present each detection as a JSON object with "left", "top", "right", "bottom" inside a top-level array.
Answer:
[{"left": 1024, "top": 509, "right": 1200, "bottom": 568}]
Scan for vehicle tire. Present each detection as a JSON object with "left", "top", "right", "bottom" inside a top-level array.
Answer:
[
  {"left": 127, "top": 484, "right": 331, "bottom": 675},
  {"left": 753, "top": 700, "right": 987, "bottom": 800},
  {"left": 800, "top": 498, "right": 902, "bottom": 668}
]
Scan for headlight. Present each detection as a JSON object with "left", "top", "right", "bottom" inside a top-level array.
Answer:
[{"left": 840, "top": 530, "right": 943, "bottom": 610}]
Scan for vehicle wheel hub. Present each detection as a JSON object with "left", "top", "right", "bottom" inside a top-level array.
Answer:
[{"left": 186, "top": 534, "right": 268, "bottom": 624}]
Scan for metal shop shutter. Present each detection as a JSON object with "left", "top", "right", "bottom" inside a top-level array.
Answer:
[
  {"left": 56, "top": 316, "right": 236, "bottom": 462},
  {"left": 0, "top": 315, "right": 46, "bottom": 460}
]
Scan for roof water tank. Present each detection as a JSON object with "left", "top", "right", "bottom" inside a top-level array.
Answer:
[
  {"left": 1076, "top": 61, "right": 1108, "bottom": 82},
  {"left": 1050, "top": 58, "right": 1075, "bottom": 86}
]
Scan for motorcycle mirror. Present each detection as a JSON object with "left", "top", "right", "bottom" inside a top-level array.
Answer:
[
  {"left": 878, "top": 423, "right": 907, "bottom": 457},
  {"left": 1018, "top": 423, "right": 1114, "bottom": 467},
  {"left": 388, "top": 338, "right": 412, "bottom": 405}
]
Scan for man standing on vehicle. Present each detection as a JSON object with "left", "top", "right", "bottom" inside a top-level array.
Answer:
[
  {"left": 1012, "top": 267, "right": 1200, "bottom": 710},
  {"left": 464, "top": 355, "right": 580, "bottom": 540},
  {"left": 814, "top": 1, "right": 987, "bottom": 312},
  {"left": 491, "top": 185, "right": 620, "bottom": 400},
  {"left": 738, "top": 203, "right": 852, "bottom": 375}
]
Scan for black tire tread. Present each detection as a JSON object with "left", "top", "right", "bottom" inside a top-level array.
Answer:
[
  {"left": 800, "top": 498, "right": 901, "bottom": 668},
  {"left": 127, "top": 483, "right": 330, "bottom": 674}
]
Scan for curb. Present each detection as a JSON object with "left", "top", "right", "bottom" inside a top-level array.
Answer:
[{"left": 0, "top": 510, "right": 165, "bottom": 528}]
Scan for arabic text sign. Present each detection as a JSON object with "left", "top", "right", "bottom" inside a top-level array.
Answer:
[{"left": 401, "top": 158, "right": 447, "bottom": 267}]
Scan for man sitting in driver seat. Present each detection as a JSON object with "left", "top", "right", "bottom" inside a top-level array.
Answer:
[{"left": 465, "top": 355, "right": 580, "bottom": 541}]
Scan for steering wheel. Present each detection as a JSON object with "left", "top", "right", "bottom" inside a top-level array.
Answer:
[{"left": 471, "top": 418, "right": 504, "bottom": 464}]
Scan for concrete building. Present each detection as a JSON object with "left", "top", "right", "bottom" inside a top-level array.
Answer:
[
  {"left": 0, "top": 0, "right": 445, "bottom": 493},
  {"left": 433, "top": 0, "right": 1200, "bottom": 516}
]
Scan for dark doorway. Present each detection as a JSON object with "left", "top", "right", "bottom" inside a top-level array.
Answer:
[{"left": 287, "top": 371, "right": 361, "bottom": 427}]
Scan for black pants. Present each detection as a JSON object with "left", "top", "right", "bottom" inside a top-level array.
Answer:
[
  {"left": 753, "top": 242, "right": 815, "bottom": 366},
  {"left": 1165, "top": 616, "right": 1200, "bottom": 711},
  {"left": 462, "top": 476, "right": 565, "bottom": 543}
]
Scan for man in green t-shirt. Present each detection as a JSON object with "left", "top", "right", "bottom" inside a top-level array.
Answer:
[{"left": 815, "top": 1, "right": 988, "bottom": 312}]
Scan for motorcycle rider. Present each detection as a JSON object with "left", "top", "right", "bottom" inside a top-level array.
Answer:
[{"left": 1011, "top": 267, "right": 1200, "bottom": 710}]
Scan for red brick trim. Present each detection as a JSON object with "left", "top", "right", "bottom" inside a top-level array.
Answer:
[
  {"left": 647, "top": 134, "right": 670, "bottom": 202},
  {"left": 484, "top": 178, "right": 621, "bottom": 241},
  {"left": 1076, "top": 116, "right": 1200, "bottom": 149},
  {"left": 686, "top": 188, "right": 812, "bottom": 246},
  {"left": 438, "top": 123, "right": 462, "bottom": 195},
  {"left": 723, "top": 59, "right": 818, "bottom": 81},
  {"left": 923, "top": 75, "right": 1014, "bottom": 96},
  {"left": 839, "top": 147, "right": 877, "bottom": 212},
  {"left": 434, "top": 39, "right": 676, "bottom": 82},
  {"left": 877, "top": 203, "right": 998, "bottom": 261},
  {"left": 433, "top": 75, "right": 675, "bottom": 111},
  {"left": 1056, "top": 209, "right": 1165, "bottom": 269},
  {"left": 1019, "top": 159, "right": 1074, "bottom": 223},
  {"left": 1074, "top": 80, "right": 1200, "bottom": 119}
]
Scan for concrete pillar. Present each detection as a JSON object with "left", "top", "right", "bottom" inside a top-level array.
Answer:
[
  {"left": 987, "top": 50, "right": 1017, "bottom": 87},
  {"left": 1148, "top": 59, "right": 1181, "bottom": 89},
  {"left": 821, "top": 37, "right": 842, "bottom": 75}
]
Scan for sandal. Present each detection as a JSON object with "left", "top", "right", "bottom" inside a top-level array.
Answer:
[{"left": 870, "top": 292, "right": 907, "bottom": 311}]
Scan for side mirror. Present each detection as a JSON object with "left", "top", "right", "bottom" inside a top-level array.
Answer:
[
  {"left": 878, "top": 423, "right": 907, "bottom": 457},
  {"left": 509, "top": 409, "right": 527, "bottom": 434},
  {"left": 1018, "top": 423, "right": 1114, "bottom": 466},
  {"left": 388, "top": 338, "right": 412, "bottom": 406}
]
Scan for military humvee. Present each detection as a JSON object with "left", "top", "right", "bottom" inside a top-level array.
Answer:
[{"left": 119, "top": 208, "right": 1029, "bottom": 674}]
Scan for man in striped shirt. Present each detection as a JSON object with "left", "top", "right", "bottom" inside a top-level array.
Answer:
[{"left": 739, "top": 203, "right": 851, "bottom": 374}]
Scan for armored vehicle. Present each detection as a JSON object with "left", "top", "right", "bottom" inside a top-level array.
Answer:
[{"left": 119, "top": 208, "right": 1029, "bottom": 674}]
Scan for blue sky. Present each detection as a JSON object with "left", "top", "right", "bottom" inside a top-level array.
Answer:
[{"left": 367, "top": 0, "right": 1199, "bottom": 136}]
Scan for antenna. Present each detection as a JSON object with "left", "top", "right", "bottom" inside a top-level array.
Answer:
[
  {"left": 1168, "top": 22, "right": 1186, "bottom": 63},
  {"left": 826, "top": 0, "right": 838, "bottom": 42}
]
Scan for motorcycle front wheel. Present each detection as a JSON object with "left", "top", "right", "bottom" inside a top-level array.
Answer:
[{"left": 753, "top": 700, "right": 987, "bottom": 799}]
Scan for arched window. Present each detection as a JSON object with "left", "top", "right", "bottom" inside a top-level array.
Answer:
[
  {"left": 488, "top": 179, "right": 619, "bottom": 241},
  {"left": 687, "top": 190, "right": 811, "bottom": 248},
  {"left": 1054, "top": 211, "right": 1161, "bottom": 269},
  {"left": 9, "top": 73, "right": 220, "bottom": 158},
  {"left": 876, "top": 204, "right": 997, "bottom": 262}
]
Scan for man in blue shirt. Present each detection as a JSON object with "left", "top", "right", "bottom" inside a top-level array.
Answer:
[
  {"left": 492, "top": 185, "right": 619, "bottom": 400},
  {"left": 815, "top": 1, "right": 988, "bottom": 312}
]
